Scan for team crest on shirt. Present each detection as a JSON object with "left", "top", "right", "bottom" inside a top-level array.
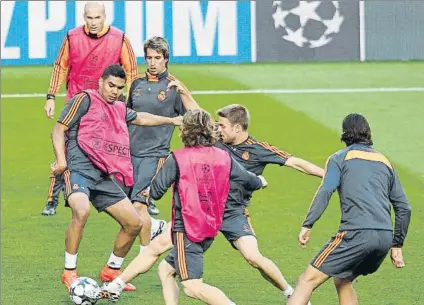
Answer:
[
  {"left": 242, "top": 151, "right": 250, "bottom": 160},
  {"left": 157, "top": 91, "right": 166, "bottom": 102},
  {"left": 73, "top": 184, "right": 80, "bottom": 190},
  {"left": 134, "top": 88, "right": 141, "bottom": 96}
]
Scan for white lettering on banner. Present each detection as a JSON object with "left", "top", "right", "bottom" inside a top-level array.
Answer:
[
  {"left": 125, "top": 1, "right": 165, "bottom": 58},
  {"left": 1, "top": 1, "right": 20, "bottom": 59},
  {"left": 125, "top": 1, "right": 144, "bottom": 57},
  {"left": 75, "top": 1, "right": 115, "bottom": 27},
  {"left": 28, "top": 2, "right": 67, "bottom": 59},
  {"left": 172, "top": 1, "right": 237, "bottom": 56},
  {"left": 145, "top": 1, "right": 164, "bottom": 43}
]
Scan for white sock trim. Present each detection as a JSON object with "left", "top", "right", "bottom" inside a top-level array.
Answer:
[
  {"left": 283, "top": 286, "right": 294, "bottom": 297},
  {"left": 140, "top": 245, "right": 146, "bottom": 254},
  {"left": 65, "top": 252, "right": 78, "bottom": 269},
  {"left": 107, "top": 252, "right": 124, "bottom": 269}
]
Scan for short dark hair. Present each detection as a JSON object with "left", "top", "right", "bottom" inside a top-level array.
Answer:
[
  {"left": 101, "top": 64, "right": 127, "bottom": 82},
  {"left": 341, "top": 113, "right": 373, "bottom": 146},
  {"left": 180, "top": 109, "right": 219, "bottom": 147},
  {"left": 216, "top": 104, "right": 250, "bottom": 131},
  {"left": 144, "top": 36, "right": 170, "bottom": 64}
]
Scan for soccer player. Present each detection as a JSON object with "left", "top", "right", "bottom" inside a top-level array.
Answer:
[
  {"left": 100, "top": 109, "right": 267, "bottom": 305},
  {"left": 100, "top": 104, "right": 323, "bottom": 303},
  {"left": 288, "top": 113, "right": 411, "bottom": 305},
  {"left": 52, "top": 65, "right": 181, "bottom": 293},
  {"left": 212, "top": 104, "right": 323, "bottom": 303},
  {"left": 42, "top": 1, "right": 137, "bottom": 216},
  {"left": 125, "top": 36, "right": 199, "bottom": 252}
]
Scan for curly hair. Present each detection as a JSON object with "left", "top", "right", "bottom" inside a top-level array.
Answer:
[
  {"left": 180, "top": 109, "right": 219, "bottom": 147},
  {"left": 341, "top": 113, "right": 373, "bottom": 146}
]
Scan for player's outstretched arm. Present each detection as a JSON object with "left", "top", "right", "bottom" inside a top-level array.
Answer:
[
  {"left": 285, "top": 156, "right": 325, "bottom": 178},
  {"left": 131, "top": 112, "right": 182, "bottom": 126}
]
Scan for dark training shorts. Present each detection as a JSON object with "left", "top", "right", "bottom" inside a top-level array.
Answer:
[
  {"left": 311, "top": 230, "right": 393, "bottom": 279},
  {"left": 129, "top": 156, "right": 167, "bottom": 204},
  {"left": 165, "top": 232, "right": 214, "bottom": 281},
  {"left": 64, "top": 171, "right": 127, "bottom": 212},
  {"left": 220, "top": 208, "right": 256, "bottom": 249}
]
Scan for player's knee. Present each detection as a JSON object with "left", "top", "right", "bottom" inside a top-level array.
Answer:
[
  {"left": 243, "top": 252, "right": 263, "bottom": 268},
  {"left": 72, "top": 207, "right": 90, "bottom": 225},
  {"left": 123, "top": 215, "right": 143, "bottom": 235}
]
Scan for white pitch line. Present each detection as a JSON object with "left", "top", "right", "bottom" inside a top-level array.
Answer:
[{"left": 1, "top": 87, "right": 424, "bottom": 99}]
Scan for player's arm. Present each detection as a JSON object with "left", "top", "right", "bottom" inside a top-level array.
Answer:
[
  {"left": 51, "top": 123, "right": 69, "bottom": 175},
  {"left": 230, "top": 158, "right": 266, "bottom": 191},
  {"left": 51, "top": 93, "right": 89, "bottom": 175},
  {"left": 128, "top": 109, "right": 182, "bottom": 126},
  {"left": 389, "top": 170, "right": 411, "bottom": 248},
  {"left": 169, "top": 81, "right": 200, "bottom": 112},
  {"left": 298, "top": 155, "right": 340, "bottom": 248},
  {"left": 256, "top": 141, "right": 324, "bottom": 178},
  {"left": 302, "top": 155, "right": 341, "bottom": 229},
  {"left": 285, "top": 156, "right": 325, "bottom": 178},
  {"left": 45, "top": 37, "right": 70, "bottom": 118},
  {"left": 150, "top": 155, "right": 178, "bottom": 200},
  {"left": 120, "top": 35, "right": 138, "bottom": 89}
]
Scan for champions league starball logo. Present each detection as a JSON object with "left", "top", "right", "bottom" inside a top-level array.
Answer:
[{"left": 272, "top": 0, "right": 345, "bottom": 48}]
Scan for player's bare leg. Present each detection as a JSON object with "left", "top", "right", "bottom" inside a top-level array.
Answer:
[
  {"left": 105, "top": 198, "right": 143, "bottom": 257},
  {"left": 181, "top": 278, "right": 235, "bottom": 305},
  {"left": 334, "top": 278, "right": 358, "bottom": 305},
  {"left": 100, "top": 223, "right": 173, "bottom": 301},
  {"left": 288, "top": 265, "right": 329, "bottom": 305},
  {"left": 66, "top": 193, "right": 91, "bottom": 254},
  {"left": 62, "top": 192, "right": 91, "bottom": 290},
  {"left": 158, "top": 260, "right": 180, "bottom": 305},
  {"left": 234, "top": 236, "right": 293, "bottom": 295},
  {"left": 134, "top": 201, "right": 152, "bottom": 252},
  {"left": 119, "top": 222, "right": 173, "bottom": 282},
  {"left": 100, "top": 198, "right": 143, "bottom": 291}
]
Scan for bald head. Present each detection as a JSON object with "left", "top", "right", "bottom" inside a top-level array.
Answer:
[{"left": 84, "top": 2, "right": 106, "bottom": 35}]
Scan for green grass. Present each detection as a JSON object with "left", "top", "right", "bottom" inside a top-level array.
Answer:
[{"left": 2, "top": 62, "right": 423, "bottom": 305}]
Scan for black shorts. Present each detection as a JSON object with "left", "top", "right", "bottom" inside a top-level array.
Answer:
[
  {"left": 129, "top": 156, "right": 167, "bottom": 204},
  {"left": 165, "top": 232, "right": 214, "bottom": 281},
  {"left": 64, "top": 171, "right": 127, "bottom": 212},
  {"left": 220, "top": 208, "right": 256, "bottom": 249},
  {"left": 311, "top": 230, "right": 392, "bottom": 279}
]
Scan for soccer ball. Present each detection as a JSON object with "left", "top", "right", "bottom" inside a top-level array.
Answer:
[
  {"left": 69, "top": 277, "right": 101, "bottom": 305},
  {"left": 272, "top": 0, "right": 345, "bottom": 48}
]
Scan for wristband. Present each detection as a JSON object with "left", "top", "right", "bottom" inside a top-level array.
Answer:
[{"left": 47, "top": 94, "right": 56, "bottom": 100}]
